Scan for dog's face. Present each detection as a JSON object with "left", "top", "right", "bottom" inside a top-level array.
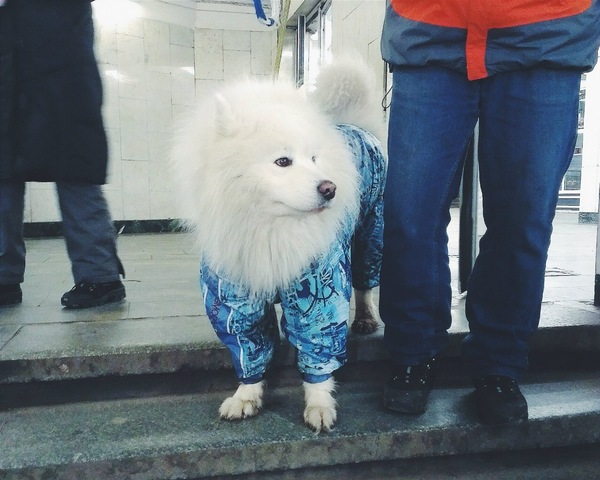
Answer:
[
  {"left": 253, "top": 146, "right": 338, "bottom": 216},
  {"left": 207, "top": 86, "right": 345, "bottom": 218}
]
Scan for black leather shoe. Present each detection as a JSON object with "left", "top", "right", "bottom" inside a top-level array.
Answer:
[
  {"left": 61, "top": 281, "right": 126, "bottom": 309},
  {"left": 383, "top": 356, "right": 438, "bottom": 413},
  {"left": 474, "top": 375, "right": 528, "bottom": 425},
  {"left": 0, "top": 284, "right": 22, "bottom": 307}
]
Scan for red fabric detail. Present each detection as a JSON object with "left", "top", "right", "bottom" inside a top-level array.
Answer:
[
  {"left": 465, "top": 1, "right": 489, "bottom": 80},
  {"left": 390, "top": 0, "right": 593, "bottom": 80}
]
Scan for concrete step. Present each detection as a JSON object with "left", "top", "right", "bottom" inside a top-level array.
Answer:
[
  {"left": 1, "top": 368, "right": 599, "bottom": 479},
  {"left": 1, "top": 301, "right": 599, "bottom": 384}
]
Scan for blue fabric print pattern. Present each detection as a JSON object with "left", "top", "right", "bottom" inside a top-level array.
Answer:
[
  {"left": 337, "top": 124, "right": 387, "bottom": 290},
  {"left": 201, "top": 124, "right": 386, "bottom": 384}
]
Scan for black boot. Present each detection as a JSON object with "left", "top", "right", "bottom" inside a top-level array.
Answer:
[
  {"left": 383, "top": 356, "right": 438, "bottom": 414},
  {"left": 0, "top": 284, "right": 22, "bottom": 307},
  {"left": 61, "top": 281, "right": 126, "bottom": 309},
  {"left": 474, "top": 375, "right": 528, "bottom": 424}
]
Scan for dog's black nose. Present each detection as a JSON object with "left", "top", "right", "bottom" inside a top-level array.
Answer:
[{"left": 318, "top": 180, "right": 336, "bottom": 200}]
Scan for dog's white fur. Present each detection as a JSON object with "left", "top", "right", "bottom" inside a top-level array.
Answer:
[
  {"left": 172, "top": 82, "right": 359, "bottom": 296},
  {"left": 303, "top": 378, "right": 337, "bottom": 433},
  {"left": 218, "top": 378, "right": 337, "bottom": 433},
  {"left": 171, "top": 59, "right": 382, "bottom": 432}
]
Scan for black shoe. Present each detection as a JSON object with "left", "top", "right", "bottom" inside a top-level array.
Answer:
[
  {"left": 0, "top": 284, "right": 22, "bottom": 307},
  {"left": 383, "top": 356, "right": 438, "bottom": 413},
  {"left": 474, "top": 375, "right": 528, "bottom": 425},
  {"left": 61, "top": 281, "right": 126, "bottom": 309}
]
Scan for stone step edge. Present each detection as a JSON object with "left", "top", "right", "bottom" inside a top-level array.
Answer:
[
  {"left": 2, "top": 322, "right": 600, "bottom": 384},
  {"left": 2, "top": 374, "right": 599, "bottom": 479}
]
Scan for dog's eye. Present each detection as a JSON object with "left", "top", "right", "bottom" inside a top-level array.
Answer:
[
  {"left": 274, "top": 157, "right": 292, "bottom": 167},
  {"left": 311, "top": 156, "right": 316, "bottom": 163}
]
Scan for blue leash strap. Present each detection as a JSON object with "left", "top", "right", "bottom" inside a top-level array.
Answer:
[{"left": 253, "top": 0, "right": 276, "bottom": 26}]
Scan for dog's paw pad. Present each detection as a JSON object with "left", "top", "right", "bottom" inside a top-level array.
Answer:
[
  {"left": 219, "top": 397, "right": 261, "bottom": 420},
  {"left": 351, "top": 317, "right": 379, "bottom": 334},
  {"left": 304, "top": 406, "right": 336, "bottom": 433}
]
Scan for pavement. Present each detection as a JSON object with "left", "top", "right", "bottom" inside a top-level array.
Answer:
[{"left": 1, "top": 209, "right": 598, "bottom": 367}]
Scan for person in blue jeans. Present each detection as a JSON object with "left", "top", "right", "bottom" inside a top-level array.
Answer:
[{"left": 380, "top": 0, "right": 600, "bottom": 424}]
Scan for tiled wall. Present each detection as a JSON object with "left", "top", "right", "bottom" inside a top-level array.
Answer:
[
  {"left": 23, "top": 3, "right": 276, "bottom": 223},
  {"left": 332, "top": 0, "right": 387, "bottom": 100},
  {"left": 195, "top": 29, "right": 275, "bottom": 96}
]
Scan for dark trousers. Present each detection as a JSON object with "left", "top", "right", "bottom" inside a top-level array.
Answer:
[{"left": 0, "top": 181, "right": 121, "bottom": 285}]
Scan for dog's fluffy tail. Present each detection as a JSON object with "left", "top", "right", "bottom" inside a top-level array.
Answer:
[{"left": 309, "top": 56, "right": 385, "bottom": 143}]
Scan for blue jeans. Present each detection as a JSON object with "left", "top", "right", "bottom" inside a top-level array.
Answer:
[{"left": 380, "top": 66, "right": 581, "bottom": 380}]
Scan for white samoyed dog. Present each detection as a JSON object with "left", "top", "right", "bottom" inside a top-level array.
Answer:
[{"left": 170, "top": 59, "right": 386, "bottom": 432}]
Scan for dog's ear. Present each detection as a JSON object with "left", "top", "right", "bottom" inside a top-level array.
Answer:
[{"left": 213, "top": 93, "right": 239, "bottom": 137}]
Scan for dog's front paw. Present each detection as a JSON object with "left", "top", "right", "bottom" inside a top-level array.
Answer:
[
  {"left": 303, "top": 378, "right": 337, "bottom": 433},
  {"left": 304, "top": 405, "right": 337, "bottom": 432},
  {"left": 219, "top": 381, "right": 265, "bottom": 420},
  {"left": 352, "top": 288, "right": 379, "bottom": 334},
  {"left": 351, "top": 315, "right": 379, "bottom": 334}
]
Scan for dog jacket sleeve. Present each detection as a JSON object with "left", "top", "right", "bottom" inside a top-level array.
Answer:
[
  {"left": 201, "top": 263, "right": 279, "bottom": 383},
  {"left": 336, "top": 124, "right": 387, "bottom": 291},
  {"left": 278, "top": 241, "right": 353, "bottom": 383}
]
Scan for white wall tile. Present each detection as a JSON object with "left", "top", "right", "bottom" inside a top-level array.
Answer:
[
  {"left": 149, "top": 155, "right": 172, "bottom": 192},
  {"left": 250, "top": 31, "right": 274, "bottom": 76},
  {"left": 120, "top": 126, "right": 148, "bottom": 162},
  {"left": 102, "top": 71, "right": 121, "bottom": 128},
  {"left": 103, "top": 188, "right": 124, "bottom": 221},
  {"left": 171, "top": 44, "right": 194, "bottom": 69},
  {"left": 172, "top": 68, "right": 196, "bottom": 106},
  {"left": 195, "top": 79, "right": 223, "bottom": 98},
  {"left": 223, "top": 30, "right": 251, "bottom": 51},
  {"left": 96, "top": 23, "right": 118, "bottom": 65},
  {"left": 150, "top": 189, "right": 177, "bottom": 219},
  {"left": 144, "top": 20, "right": 171, "bottom": 73},
  {"left": 147, "top": 131, "right": 171, "bottom": 164},
  {"left": 147, "top": 96, "right": 173, "bottom": 132},
  {"left": 29, "top": 188, "right": 61, "bottom": 223},
  {"left": 195, "top": 29, "right": 224, "bottom": 80},
  {"left": 119, "top": 96, "right": 148, "bottom": 161},
  {"left": 105, "top": 127, "right": 123, "bottom": 188},
  {"left": 170, "top": 24, "right": 194, "bottom": 47},
  {"left": 224, "top": 50, "right": 251, "bottom": 82},
  {"left": 121, "top": 160, "right": 150, "bottom": 219},
  {"left": 23, "top": 187, "right": 32, "bottom": 223},
  {"left": 117, "top": 34, "right": 146, "bottom": 99},
  {"left": 116, "top": 17, "right": 144, "bottom": 37},
  {"left": 146, "top": 71, "right": 172, "bottom": 97},
  {"left": 172, "top": 104, "right": 194, "bottom": 127}
]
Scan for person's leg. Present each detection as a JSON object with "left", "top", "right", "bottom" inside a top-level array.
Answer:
[
  {"left": 381, "top": 66, "right": 480, "bottom": 363},
  {"left": 380, "top": 66, "right": 480, "bottom": 413},
  {"left": 0, "top": 181, "right": 26, "bottom": 305},
  {"left": 56, "top": 182, "right": 125, "bottom": 307},
  {"left": 463, "top": 69, "right": 582, "bottom": 381}
]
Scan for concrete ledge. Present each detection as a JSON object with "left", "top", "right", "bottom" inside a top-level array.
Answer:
[
  {"left": 1, "top": 372, "right": 599, "bottom": 479},
  {"left": 1, "top": 302, "right": 599, "bottom": 383}
]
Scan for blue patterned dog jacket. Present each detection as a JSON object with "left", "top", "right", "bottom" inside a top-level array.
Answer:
[{"left": 201, "top": 124, "right": 387, "bottom": 384}]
